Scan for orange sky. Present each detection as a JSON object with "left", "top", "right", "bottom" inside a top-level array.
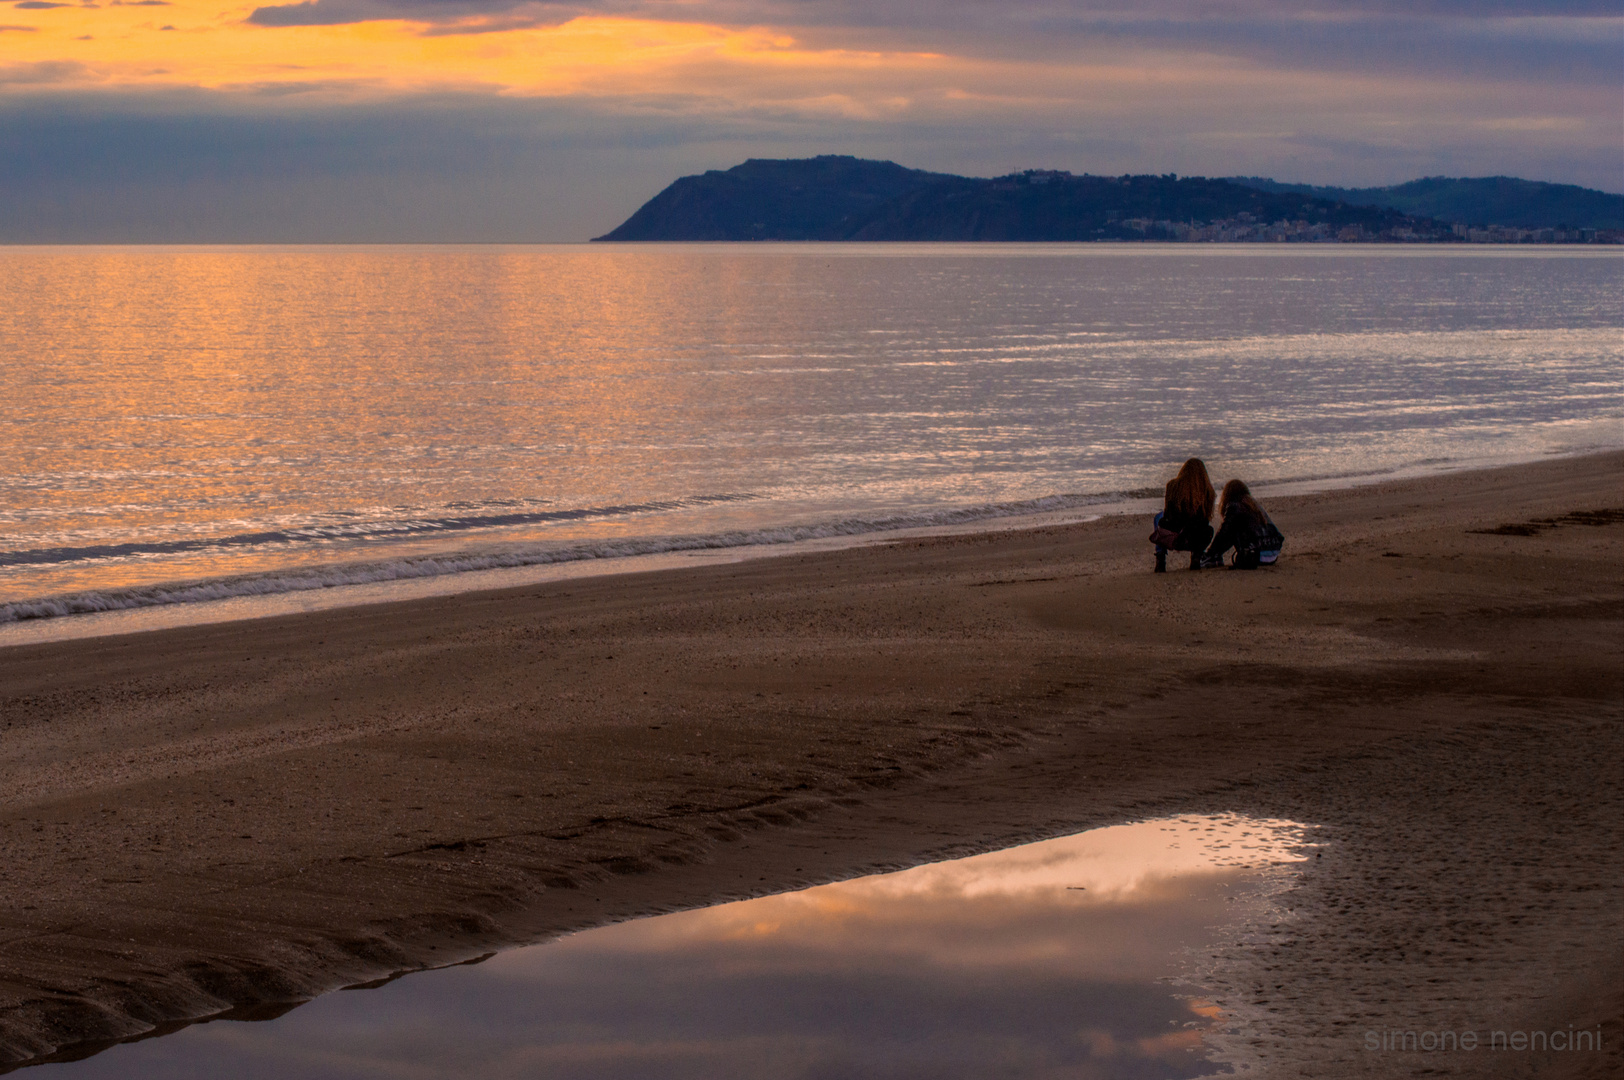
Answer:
[
  {"left": 1, "top": 1, "right": 1616, "bottom": 239},
  {"left": 4, "top": 0, "right": 1616, "bottom": 131},
  {"left": 3, "top": 5, "right": 960, "bottom": 99}
]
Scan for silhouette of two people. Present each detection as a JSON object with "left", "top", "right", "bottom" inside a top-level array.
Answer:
[{"left": 1150, "top": 458, "right": 1283, "bottom": 572}]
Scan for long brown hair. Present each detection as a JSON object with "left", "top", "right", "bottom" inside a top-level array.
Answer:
[
  {"left": 1166, "top": 458, "right": 1215, "bottom": 521},
  {"left": 1218, "top": 478, "right": 1261, "bottom": 519}
]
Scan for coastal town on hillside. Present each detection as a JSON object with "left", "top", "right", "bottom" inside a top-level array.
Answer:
[
  {"left": 1119, "top": 213, "right": 1620, "bottom": 244},
  {"left": 1011, "top": 167, "right": 1622, "bottom": 243}
]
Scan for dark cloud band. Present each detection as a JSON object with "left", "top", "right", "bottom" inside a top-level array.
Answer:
[
  {"left": 243, "top": 0, "right": 1618, "bottom": 28},
  {"left": 247, "top": 0, "right": 587, "bottom": 26}
]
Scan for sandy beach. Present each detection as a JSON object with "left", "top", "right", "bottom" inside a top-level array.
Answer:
[{"left": 1, "top": 451, "right": 1619, "bottom": 1077}]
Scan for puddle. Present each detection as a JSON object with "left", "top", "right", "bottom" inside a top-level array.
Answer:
[{"left": 33, "top": 814, "right": 1315, "bottom": 1079}]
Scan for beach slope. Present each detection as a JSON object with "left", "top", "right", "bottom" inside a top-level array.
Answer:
[{"left": 1, "top": 453, "right": 1620, "bottom": 1076}]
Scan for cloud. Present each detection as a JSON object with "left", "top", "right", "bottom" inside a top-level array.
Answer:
[
  {"left": 997, "top": 13, "right": 1624, "bottom": 86},
  {"left": 247, "top": 0, "right": 584, "bottom": 27},
  {"left": 0, "top": 92, "right": 725, "bottom": 241},
  {"left": 414, "top": 11, "right": 572, "bottom": 34},
  {"left": 233, "top": 0, "right": 1622, "bottom": 96},
  {"left": 246, "top": 0, "right": 387, "bottom": 26},
  {"left": 14, "top": 2, "right": 69, "bottom": 9},
  {"left": 245, "top": 0, "right": 1624, "bottom": 29},
  {"left": 0, "top": 60, "right": 88, "bottom": 82}
]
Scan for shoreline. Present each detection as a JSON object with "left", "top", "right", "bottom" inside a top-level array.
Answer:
[
  {"left": 4, "top": 441, "right": 1617, "bottom": 649},
  {"left": 1, "top": 451, "right": 1620, "bottom": 1075}
]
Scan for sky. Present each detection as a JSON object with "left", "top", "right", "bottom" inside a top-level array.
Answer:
[{"left": 1, "top": 0, "right": 1619, "bottom": 240}]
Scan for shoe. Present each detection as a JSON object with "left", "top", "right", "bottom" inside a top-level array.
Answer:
[
  {"left": 1154, "top": 552, "right": 1167, "bottom": 573},
  {"left": 1189, "top": 551, "right": 1202, "bottom": 571}
]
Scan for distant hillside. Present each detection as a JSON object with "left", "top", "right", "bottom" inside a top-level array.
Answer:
[
  {"left": 594, "top": 157, "right": 953, "bottom": 241},
  {"left": 842, "top": 173, "right": 1425, "bottom": 241},
  {"left": 1229, "top": 176, "right": 1624, "bottom": 230},
  {"left": 595, "top": 158, "right": 1444, "bottom": 242}
]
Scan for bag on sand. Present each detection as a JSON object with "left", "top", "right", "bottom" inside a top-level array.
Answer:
[{"left": 1254, "top": 520, "right": 1285, "bottom": 565}]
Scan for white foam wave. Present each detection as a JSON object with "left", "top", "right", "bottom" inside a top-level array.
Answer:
[{"left": 0, "top": 492, "right": 1123, "bottom": 623}]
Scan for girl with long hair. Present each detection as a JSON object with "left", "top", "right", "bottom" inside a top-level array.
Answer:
[
  {"left": 1203, "top": 479, "right": 1284, "bottom": 569},
  {"left": 1150, "top": 458, "right": 1216, "bottom": 572}
]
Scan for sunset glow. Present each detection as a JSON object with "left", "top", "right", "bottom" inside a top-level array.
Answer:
[
  {"left": 6, "top": 1, "right": 1616, "bottom": 121},
  {"left": 2, "top": 0, "right": 1616, "bottom": 241},
  {"left": 3, "top": 6, "right": 959, "bottom": 99}
]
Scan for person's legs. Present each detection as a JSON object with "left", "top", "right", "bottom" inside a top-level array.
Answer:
[
  {"left": 1192, "top": 522, "right": 1220, "bottom": 570},
  {"left": 1189, "top": 523, "right": 1215, "bottom": 570}
]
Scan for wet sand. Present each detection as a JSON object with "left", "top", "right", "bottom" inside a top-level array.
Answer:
[{"left": 1, "top": 452, "right": 1620, "bottom": 1076}]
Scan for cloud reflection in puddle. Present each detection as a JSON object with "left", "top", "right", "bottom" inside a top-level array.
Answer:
[{"left": 39, "top": 813, "right": 1314, "bottom": 1080}]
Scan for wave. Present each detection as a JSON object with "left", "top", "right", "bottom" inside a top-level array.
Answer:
[
  {"left": 0, "top": 491, "right": 1130, "bottom": 623},
  {"left": 0, "top": 493, "right": 760, "bottom": 569}
]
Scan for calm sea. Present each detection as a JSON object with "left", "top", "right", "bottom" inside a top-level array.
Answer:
[{"left": 1, "top": 244, "right": 1619, "bottom": 636}]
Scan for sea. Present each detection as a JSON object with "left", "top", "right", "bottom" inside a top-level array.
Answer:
[{"left": 2, "top": 243, "right": 1619, "bottom": 642}]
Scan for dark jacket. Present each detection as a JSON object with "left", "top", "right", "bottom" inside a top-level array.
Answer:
[
  {"left": 1158, "top": 503, "right": 1214, "bottom": 552},
  {"left": 1207, "top": 500, "right": 1283, "bottom": 563}
]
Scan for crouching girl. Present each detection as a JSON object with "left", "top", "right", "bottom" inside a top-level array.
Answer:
[
  {"left": 1149, "top": 458, "right": 1217, "bottom": 572},
  {"left": 1203, "top": 480, "right": 1284, "bottom": 569}
]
